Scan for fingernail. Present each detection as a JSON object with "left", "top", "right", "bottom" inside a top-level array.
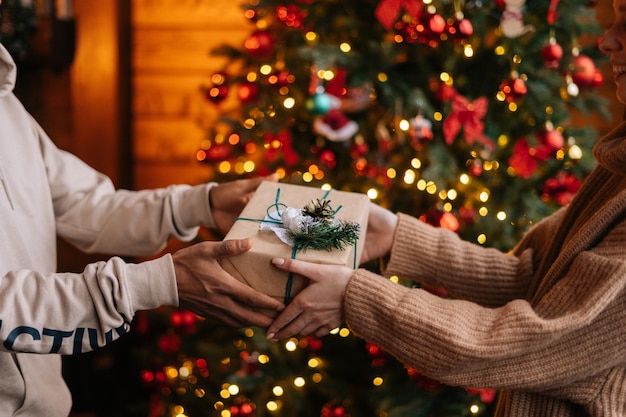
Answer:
[
  {"left": 266, "top": 333, "right": 275, "bottom": 340},
  {"left": 272, "top": 258, "right": 285, "bottom": 266}
]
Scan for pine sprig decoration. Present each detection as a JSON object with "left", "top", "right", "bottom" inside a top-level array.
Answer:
[
  {"left": 282, "top": 198, "right": 361, "bottom": 253},
  {"left": 289, "top": 219, "right": 360, "bottom": 253},
  {"left": 302, "top": 198, "right": 335, "bottom": 222}
]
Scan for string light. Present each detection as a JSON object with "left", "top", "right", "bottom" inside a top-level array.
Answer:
[
  {"left": 283, "top": 97, "right": 295, "bottom": 108},
  {"left": 569, "top": 144, "right": 583, "bottom": 159},
  {"left": 266, "top": 401, "right": 280, "bottom": 412},
  {"left": 285, "top": 339, "right": 298, "bottom": 351},
  {"left": 367, "top": 188, "right": 379, "bottom": 199},
  {"left": 463, "top": 44, "right": 473, "bottom": 57},
  {"left": 403, "top": 170, "right": 415, "bottom": 184}
]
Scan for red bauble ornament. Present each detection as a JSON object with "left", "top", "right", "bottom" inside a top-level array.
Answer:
[
  {"left": 426, "top": 13, "right": 446, "bottom": 34},
  {"left": 204, "top": 73, "right": 229, "bottom": 104},
  {"left": 157, "top": 334, "right": 180, "bottom": 354},
  {"left": 538, "top": 125, "right": 564, "bottom": 150},
  {"left": 319, "top": 149, "right": 337, "bottom": 168},
  {"left": 350, "top": 141, "right": 369, "bottom": 158},
  {"left": 238, "top": 81, "right": 260, "bottom": 103},
  {"left": 499, "top": 76, "right": 527, "bottom": 102},
  {"left": 571, "top": 54, "right": 598, "bottom": 88},
  {"left": 494, "top": 0, "right": 506, "bottom": 8},
  {"left": 269, "top": 69, "right": 294, "bottom": 88},
  {"left": 407, "top": 366, "right": 441, "bottom": 390},
  {"left": 541, "top": 39, "right": 563, "bottom": 68},
  {"left": 276, "top": 4, "right": 307, "bottom": 29},
  {"left": 205, "top": 85, "right": 228, "bottom": 104},
  {"left": 239, "top": 402, "right": 255, "bottom": 416},
  {"left": 446, "top": 15, "right": 473, "bottom": 43},
  {"left": 244, "top": 30, "right": 276, "bottom": 59},
  {"left": 469, "top": 159, "right": 483, "bottom": 176},
  {"left": 321, "top": 403, "right": 348, "bottom": 417},
  {"left": 395, "top": 20, "right": 418, "bottom": 43},
  {"left": 414, "top": 12, "right": 446, "bottom": 46},
  {"left": 205, "top": 142, "right": 232, "bottom": 161},
  {"left": 592, "top": 68, "right": 604, "bottom": 88},
  {"left": 459, "top": 205, "right": 477, "bottom": 223}
]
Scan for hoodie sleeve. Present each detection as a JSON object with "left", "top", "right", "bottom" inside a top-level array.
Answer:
[
  {"left": 34, "top": 120, "right": 217, "bottom": 256},
  {"left": 0, "top": 254, "right": 178, "bottom": 354}
]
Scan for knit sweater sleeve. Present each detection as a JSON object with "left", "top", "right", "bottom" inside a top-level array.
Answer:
[
  {"left": 382, "top": 213, "right": 539, "bottom": 307},
  {"left": 344, "top": 217, "right": 626, "bottom": 392}
]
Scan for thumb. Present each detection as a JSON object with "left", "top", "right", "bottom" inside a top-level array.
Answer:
[
  {"left": 263, "top": 172, "right": 279, "bottom": 183},
  {"left": 271, "top": 258, "right": 319, "bottom": 282},
  {"left": 244, "top": 173, "right": 278, "bottom": 191},
  {"left": 213, "top": 238, "right": 253, "bottom": 258}
]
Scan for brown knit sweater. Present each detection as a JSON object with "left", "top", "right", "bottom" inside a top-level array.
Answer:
[{"left": 344, "top": 122, "right": 626, "bottom": 416}]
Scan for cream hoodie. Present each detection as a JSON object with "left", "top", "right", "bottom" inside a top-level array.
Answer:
[{"left": 0, "top": 43, "right": 217, "bottom": 416}]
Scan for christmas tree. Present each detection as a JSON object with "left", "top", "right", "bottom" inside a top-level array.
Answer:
[{"left": 133, "top": 1, "right": 610, "bottom": 416}]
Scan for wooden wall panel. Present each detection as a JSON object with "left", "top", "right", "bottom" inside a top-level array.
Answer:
[
  {"left": 133, "top": 119, "right": 206, "bottom": 162},
  {"left": 132, "top": 0, "right": 248, "bottom": 27},
  {"left": 133, "top": 28, "right": 248, "bottom": 73},
  {"left": 131, "top": 1, "right": 250, "bottom": 189},
  {"left": 133, "top": 74, "right": 216, "bottom": 117}
]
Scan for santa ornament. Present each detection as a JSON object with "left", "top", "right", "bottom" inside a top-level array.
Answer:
[
  {"left": 313, "top": 109, "right": 359, "bottom": 143},
  {"left": 499, "top": 0, "right": 534, "bottom": 38}
]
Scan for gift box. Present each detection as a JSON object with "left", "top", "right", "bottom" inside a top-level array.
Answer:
[{"left": 219, "top": 181, "right": 369, "bottom": 305}]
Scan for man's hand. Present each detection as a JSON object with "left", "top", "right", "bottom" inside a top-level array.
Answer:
[
  {"left": 209, "top": 173, "right": 279, "bottom": 235},
  {"left": 360, "top": 202, "right": 398, "bottom": 264},
  {"left": 173, "top": 239, "right": 284, "bottom": 328}
]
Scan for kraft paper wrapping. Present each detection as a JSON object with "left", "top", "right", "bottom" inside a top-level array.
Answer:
[{"left": 219, "top": 181, "right": 369, "bottom": 305}]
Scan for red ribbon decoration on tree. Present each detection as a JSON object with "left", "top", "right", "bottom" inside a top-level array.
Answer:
[
  {"left": 443, "top": 94, "right": 494, "bottom": 150},
  {"left": 547, "top": 0, "right": 559, "bottom": 25},
  {"left": 375, "top": 0, "right": 423, "bottom": 30}
]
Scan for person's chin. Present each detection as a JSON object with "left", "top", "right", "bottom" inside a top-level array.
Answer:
[
  {"left": 616, "top": 88, "right": 626, "bottom": 105},
  {"left": 615, "top": 78, "right": 626, "bottom": 105}
]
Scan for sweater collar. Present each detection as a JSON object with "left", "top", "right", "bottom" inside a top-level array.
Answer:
[
  {"left": 0, "top": 43, "right": 17, "bottom": 98},
  {"left": 592, "top": 120, "right": 626, "bottom": 176}
]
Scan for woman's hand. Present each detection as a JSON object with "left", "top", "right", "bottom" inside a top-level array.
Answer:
[{"left": 265, "top": 258, "right": 353, "bottom": 341}]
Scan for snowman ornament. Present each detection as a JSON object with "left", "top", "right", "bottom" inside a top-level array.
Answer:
[{"left": 500, "top": 0, "right": 535, "bottom": 38}]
